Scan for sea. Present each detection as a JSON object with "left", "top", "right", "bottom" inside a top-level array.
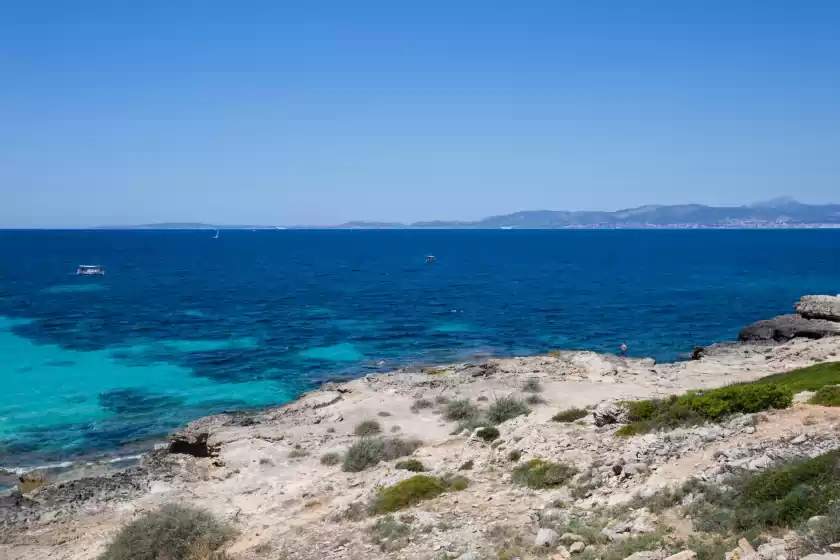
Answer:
[{"left": 1, "top": 229, "right": 839, "bottom": 474}]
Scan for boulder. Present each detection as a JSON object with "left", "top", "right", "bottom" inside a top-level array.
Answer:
[
  {"left": 570, "top": 542, "right": 585, "bottom": 554},
  {"left": 796, "top": 295, "right": 840, "bottom": 322},
  {"left": 594, "top": 401, "right": 631, "bottom": 427},
  {"left": 664, "top": 552, "right": 697, "bottom": 560},
  {"left": 738, "top": 314, "right": 840, "bottom": 343},
  {"left": 623, "top": 552, "right": 666, "bottom": 560},
  {"left": 535, "top": 528, "right": 560, "bottom": 548},
  {"left": 800, "top": 555, "right": 840, "bottom": 560}
]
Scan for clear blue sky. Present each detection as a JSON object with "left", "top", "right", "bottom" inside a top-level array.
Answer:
[{"left": 1, "top": 1, "right": 839, "bottom": 227}]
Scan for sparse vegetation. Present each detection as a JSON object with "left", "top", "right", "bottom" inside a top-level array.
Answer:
[
  {"left": 289, "top": 449, "right": 308, "bottom": 459},
  {"left": 354, "top": 419, "right": 382, "bottom": 436},
  {"left": 525, "top": 394, "right": 546, "bottom": 405},
  {"left": 459, "top": 459, "right": 474, "bottom": 471},
  {"left": 475, "top": 426, "right": 500, "bottom": 442},
  {"left": 487, "top": 396, "right": 530, "bottom": 424},
  {"left": 800, "top": 502, "right": 840, "bottom": 555},
  {"left": 616, "top": 384, "right": 793, "bottom": 436},
  {"left": 523, "top": 377, "right": 542, "bottom": 393},
  {"left": 368, "top": 474, "right": 468, "bottom": 514},
  {"left": 342, "top": 437, "right": 422, "bottom": 472},
  {"left": 444, "top": 398, "right": 480, "bottom": 422},
  {"left": 369, "top": 515, "right": 410, "bottom": 551},
  {"left": 98, "top": 504, "right": 234, "bottom": 560},
  {"left": 507, "top": 450, "right": 521, "bottom": 462},
  {"left": 410, "top": 398, "right": 434, "bottom": 412},
  {"left": 809, "top": 385, "right": 840, "bottom": 406},
  {"left": 377, "top": 411, "right": 392, "bottom": 417},
  {"left": 320, "top": 452, "right": 341, "bottom": 466},
  {"left": 748, "top": 361, "right": 840, "bottom": 392},
  {"left": 395, "top": 459, "right": 425, "bottom": 472},
  {"left": 511, "top": 458, "right": 577, "bottom": 489},
  {"left": 552, "top": 408, "right": 589, "bottom": 423},
  {"left": 477, "top": 395, "right": 489, "bottom": 402},
  {"left": 434, "top": 395, "right": 450, "bottom": 405}
]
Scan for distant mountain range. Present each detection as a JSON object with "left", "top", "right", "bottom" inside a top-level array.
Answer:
[{"left": 107, "top": 199, "right": 840, "bottom": 230}]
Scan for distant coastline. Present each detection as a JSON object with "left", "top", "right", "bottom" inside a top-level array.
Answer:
[{"left": 93, "top": 198, "right": 840, "bottom": 230}]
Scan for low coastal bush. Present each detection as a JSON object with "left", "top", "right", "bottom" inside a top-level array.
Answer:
[
  {"left": 475, "top": 426, "right": 500, "bottom": 442},
  {"left": 511, "top": 458, "right": 577, "bottom": 489},
  {"left": 354, "top": 420, "right": 382, "bottom": 437},
  {"left": 552, "top": 408, "right": 588, "bottom": 423},
  {"left": 809, "top": 385, "right": 840, "bottom": 406},
  {"left": 444, "top": 398, "right": 480, "bottom": 422},
  {"left": 368, "top": 474, "right": 468, "bottom": 514},
  {"left": 507, "top": 450, "right": 521, "bottom": 462},
  {"left": 523, "top": 377, "right": 542, "bottom": 393},
  {"left": 369, "top": 515, "right": 410, "bottom": 551},
  {"left": 320, "top": 452, "right": 341, "bottom": 466},
  {"left": 98, "top": 504, "right": 234, "bottom": 560},
  {"left": 343, "top": 439, "right": 384, "bottom": 472},
  {"left": 410, "top": 398, "right": 433, "bottom": 412},
  {"left": 487, "top": 396, "right": 530, "bottom": 424},
  {"left": 617, "top": 384, "right": 793, "bottom": 436},
  {"left": 395, "top": 459, "right": 425, "bottom": 472},
  {"left": 342, "top": 437, "right": 421, "bottom": 472},
  {"left": 459, "top": 459, "right": 474, "bottom": 471},
  {"left": 748, "top": 361, "right": 840, "bottom": 392}
]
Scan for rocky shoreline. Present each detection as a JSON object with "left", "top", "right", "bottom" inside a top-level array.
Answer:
[{"left": 3, "top": 296, "right": 840, "bottom": 560}]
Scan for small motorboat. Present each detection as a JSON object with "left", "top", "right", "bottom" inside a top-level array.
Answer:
[
  {"left": 425, "top": 255, "right": 436, "bottom": 264},
  {"left": 77, "top": 265, "right": 104, "bottom": 276}
]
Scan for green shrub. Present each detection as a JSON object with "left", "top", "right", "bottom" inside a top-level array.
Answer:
[
  {"left": 552, "top": 408, "right": 588, "bottom": 423},
  {"left": 98, "top": 504, "right": 234, "bottom": 560},
  {"left": 435, "top": 395, "right": 450, "bottom": 405},
  {"left": 343, "top": 438, "right": 385, "bottom": 472},
  {"left": 395, "top": 459, "right": 425, "bottom": 472},
  {"left": 441, "top": 473, "right": 469, "bottom": 491},
  {"left": 523, "top": 377, "right": 542, "bottom": 393},
  {"left": 800, "top": 502, "right": 840, "bottom": 554},
  {"left": 368, "top": 474, "right": 467, "bottom": 514},
  {"left": 487, "top": 396, "right": 530, "bottom": 424},
  {"left": 369, "top": 515, "right": 410, "bottom": 551},
  {"left": 320, "top": 452, "right": 341, "bottom": 466},
  {"left": 749, "top": 361, "right": 840, "bottom": 392},
  {"left": 453, "top": 415, "right": 488, "bottom": 435},
  {"left": 459, "top": 459, "right": 474, "bottom": 471},
  {"left": 444, "top": 399, "right": 480, "bottom": 421},
  {"left": 809, "top": 385, "right": 840, "bottom": 407},
  {"left": 507, "top": 450, "right": 521, "bottom": 462},
  {"left": 617, "top": 384, "right": 793, "bottom": 436},
  {"left": 475, "top": 426, "right": 500, "bottom": 442},
  {"left": 511, "top": 458, "right": 577, "bottom": 489},
  {"left": 354, "top": 420, "right": 382, "bottom": 436}
]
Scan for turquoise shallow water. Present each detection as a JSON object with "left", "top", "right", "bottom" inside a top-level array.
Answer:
[{"left": 1, "top": 228, "right": 840, "bottom": 469}]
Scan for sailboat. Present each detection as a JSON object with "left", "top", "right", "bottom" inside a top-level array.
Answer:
[{"left": 213, "top": 230, "right": 220, "bottom": 239}]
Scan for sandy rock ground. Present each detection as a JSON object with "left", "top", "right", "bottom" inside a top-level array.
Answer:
[{"left": 2, "top": 334, "right": 840, "bottom": 560}]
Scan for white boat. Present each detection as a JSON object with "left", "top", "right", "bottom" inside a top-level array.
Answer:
[
  {"left": 77, "top": 265, "right": 104, "bottom": 276},
  {"left": 213, "top": 230, "right": 219, "bottom": 239},
  {"left": 425, "top": 255, "right": 436, "bottom": 264}
]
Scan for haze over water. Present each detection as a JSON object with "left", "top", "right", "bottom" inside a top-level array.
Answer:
[{"left": 1, "top": 229, "right": 839, "bottom": 469}]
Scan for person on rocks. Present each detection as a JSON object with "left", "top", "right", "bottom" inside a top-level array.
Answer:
[{"left": 620, "top": 343, "right": 628, "bottom": 358}]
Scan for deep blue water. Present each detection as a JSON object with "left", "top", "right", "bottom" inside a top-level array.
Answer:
[{"left": 1, "top": 229, "right": 839, "bottom": 468}]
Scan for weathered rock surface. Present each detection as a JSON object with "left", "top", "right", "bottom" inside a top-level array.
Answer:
[
  {"left": 738, "top": 314, "right": 840, "bottom": 342},
  {"left": 796, "top": 295, "right": 840, "bottom": 322}
]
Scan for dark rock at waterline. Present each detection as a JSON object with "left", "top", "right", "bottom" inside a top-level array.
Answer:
[
  {"left": 167, "top": 414, "right": 235, "bottom": 457},
  {"left": 738, "top": 314, "right": 840, "bottom": 343}
]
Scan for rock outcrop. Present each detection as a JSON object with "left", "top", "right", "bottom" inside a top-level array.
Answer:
[
  {"left": 738, "top": 314, "right": 840, "bottom": 342},
  {"left": 796, "top": 295, "right": 840, "bottom": 322},
  {"left": 738, "top": 296, "right": 840, "bottom": 342}
]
